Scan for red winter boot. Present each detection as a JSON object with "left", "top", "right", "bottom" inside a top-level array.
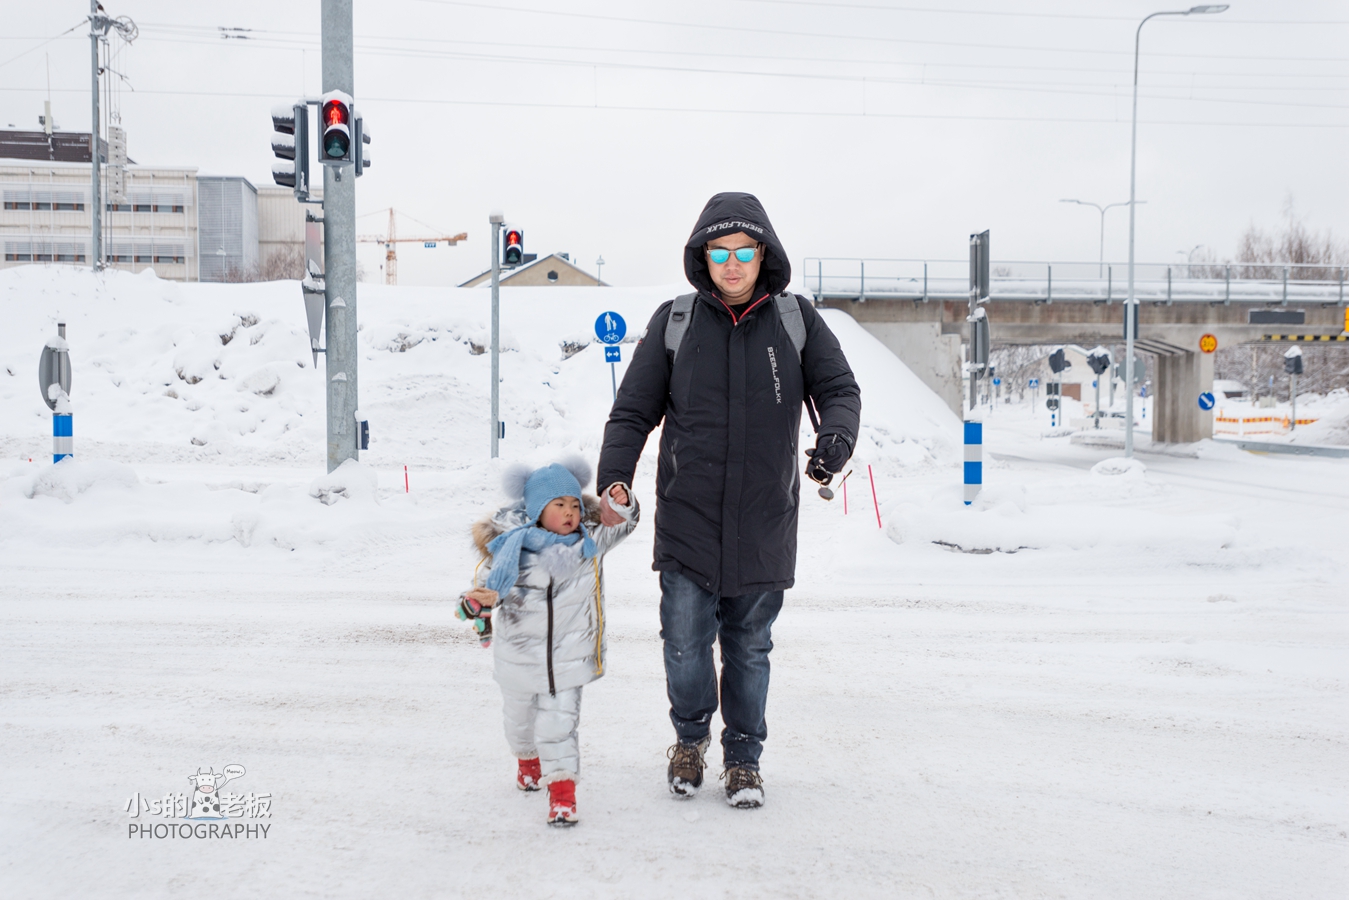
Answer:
[
  {"left": 546, "top": 779, "right": 578, "bottom": 826},
  {"left": 516, "top": 757, "right": 542, "bottom": 792}
]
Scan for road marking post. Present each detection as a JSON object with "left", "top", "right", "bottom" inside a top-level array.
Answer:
[{"left": 963, "top": 417, "right": 982, "bottom": 506}]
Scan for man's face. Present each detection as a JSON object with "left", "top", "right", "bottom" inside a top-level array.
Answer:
[{"left": 704, "top": 232, "right": 763, "bottom": 305}]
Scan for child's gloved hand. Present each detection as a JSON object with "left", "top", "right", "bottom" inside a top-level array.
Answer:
[
  {"left": 455, "top": 589, "right": 497, "bottom": 648},
  {"left": 465, "top": 587, "right": 498, "bottom": 608}
]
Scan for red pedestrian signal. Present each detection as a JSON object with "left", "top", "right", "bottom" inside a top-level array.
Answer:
[
  {"left": 319, "top": 92, "right": 353, "bottom": 164},
  {"left": 503, "top": 228, "right": 524, "bottom": 267}
]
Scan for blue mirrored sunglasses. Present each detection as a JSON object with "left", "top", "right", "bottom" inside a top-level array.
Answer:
[{"left": 707, "top": 246, "right": 758, "bottom": 264}]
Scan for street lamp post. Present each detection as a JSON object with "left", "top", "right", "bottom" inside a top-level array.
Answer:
[
  {"left": 1059, "top": 198, "right": 1146, "bottom": 277},
  {"left": 1125, "top": 4, "right": 1228, "bottom": 458}
]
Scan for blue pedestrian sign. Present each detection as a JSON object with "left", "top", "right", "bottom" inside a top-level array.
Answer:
[
  {"left": 605, "top": 346, "right": 621, "bottom": 363},
  {"left": 1198, "top": 391, "right": 1215, "bottom": 411},
  {"left": 595, "top": 311, "right": 626, "bottom": 345},
  {"left": 1029, "top": 378, "right": 1039, "bottom": 388}
]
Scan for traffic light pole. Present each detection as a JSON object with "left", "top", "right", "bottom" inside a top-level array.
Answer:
[
  {"left": 322, "top": 0, "right": 358, "bottom": 472},
  {"left": 489, "top": 212, "right": 502, "bottom": 459}
]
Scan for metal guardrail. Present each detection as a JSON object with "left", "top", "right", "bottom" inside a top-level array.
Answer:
[{"left": 804, "top": 257, "right": 1349, "bottom": 306}]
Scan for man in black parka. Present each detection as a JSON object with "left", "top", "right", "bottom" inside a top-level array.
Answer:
[{"left": 596, "top": 192, "right": 860, "bottom": 808}]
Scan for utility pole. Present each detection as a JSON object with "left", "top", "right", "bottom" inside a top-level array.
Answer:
[
  {"left": 88, "top": 1, "right": 104, "bottom": 270},
  {"left": 322, "top": 0, "right": 358, "bottom": 472},
  {"left": 489, "top": 211, "right": 503, "bottom": 458}
]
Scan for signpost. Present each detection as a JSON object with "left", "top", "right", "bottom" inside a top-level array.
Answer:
[
  {"left": 595, "top": 311, "right": 626, "bottom": 401},
  {"left": 38, "top": 323, "right": 73, "bottom": 463}
]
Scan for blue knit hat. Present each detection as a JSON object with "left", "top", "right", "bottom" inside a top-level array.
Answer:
[{"left": 523, "top": 463, "right": 584, "bottom": 523}]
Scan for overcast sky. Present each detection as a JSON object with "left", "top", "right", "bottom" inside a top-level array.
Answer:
[{"left": 2, "top": 1, "right": 1346, "bottom": 288}]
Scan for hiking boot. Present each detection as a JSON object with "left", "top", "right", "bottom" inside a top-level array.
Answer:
[
  {"left": 722, "top": 766, "right": 764, "bottom": 809},
  {"left": 666, "top": 737, "right": 710, "bottom": 798},
  {"left": 516, "top": 757, "right": 542, "bottom": 792},
  {"left": 546, "top": 779, "right": 578, "bottom": 826}
]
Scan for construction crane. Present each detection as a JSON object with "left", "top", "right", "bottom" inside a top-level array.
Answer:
[{"left": 356, "top": 208, "right": 468, "bottom": 286}]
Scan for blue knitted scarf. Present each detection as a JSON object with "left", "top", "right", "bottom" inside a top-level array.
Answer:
[{"left": 485, "top": 522, "right": 596, "bottom": 596}]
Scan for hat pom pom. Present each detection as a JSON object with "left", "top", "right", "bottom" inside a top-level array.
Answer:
[
  {"left": 558, "top": 454, "right": 592, "bottom": 492},
  {"left": 501, "top": 463, "right": 531, "bottom": 501}
]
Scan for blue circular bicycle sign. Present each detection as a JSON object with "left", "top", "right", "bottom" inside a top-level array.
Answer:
[{"left": 594, "top": 312, "right": 626, "bottom": 345}]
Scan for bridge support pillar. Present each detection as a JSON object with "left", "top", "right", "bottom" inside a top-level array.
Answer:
[
  {"left": 1152, "top": 349, "right": 1214, "bottom": 444},
  {"left": 856, "top": 322, "right": 964, "bottom": 417}
]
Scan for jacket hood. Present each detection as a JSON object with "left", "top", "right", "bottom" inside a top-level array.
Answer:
[{"left": 683, "top": 192, "right": 791, "bottom": 300}]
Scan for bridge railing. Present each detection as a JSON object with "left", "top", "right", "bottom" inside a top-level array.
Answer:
[{"left": 802, "top": 257, "right": 1349, "bottom": 305}]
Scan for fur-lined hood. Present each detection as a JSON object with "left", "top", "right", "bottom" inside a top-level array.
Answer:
[{"left": 472, "top": 495, "right": 603, "bottom": 560}]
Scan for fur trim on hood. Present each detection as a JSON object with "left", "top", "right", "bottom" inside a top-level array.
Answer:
[{"left": 472, "top": 495, "right": 602, "bottom": 560}]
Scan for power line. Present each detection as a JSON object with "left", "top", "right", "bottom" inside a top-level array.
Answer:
[
  {"left": 730, "top": 0, "right": 1349, "bottom": 25},
  {"left": 132, "top": 23, "right": 1349, "bottom": 81},
  {"left": 0, "top": 20, "right": 86, "bottom": 70},
  {"left": 119, "top": 27, "right": 1349, "bottom": 110},
  {"left": 11, "top": 85, "right": 1349, "bottom": 128},
  {"left": 405, "top": 0, "right": 1349, "bottom": 63}
]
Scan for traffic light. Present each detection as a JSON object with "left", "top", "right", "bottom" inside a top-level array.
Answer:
[
  {"left": 1048, "top": 348, "right": 1067, "bottom": 374},
  {"left": 503, "top": 226, "right": 524, "bottom": 267},
  {"left": 319, "top": 91, "right": 353, "bottom": 165},
  {"left": 1087, "top": 347, "right": 1111, "bottom": 376},
  {"left": 270, "top": 102, "right": 310, "bottom": 200},
  {"left": 354, "top": 114, "right": 371, "bottom": 177},
  {"left": 1284, "top": 347, "right": 1303, "bottom": 375}
]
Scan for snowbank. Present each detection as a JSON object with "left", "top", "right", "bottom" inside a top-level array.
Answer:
[{"left": 0, "top": 267, "right": 958, "bottom": 554}]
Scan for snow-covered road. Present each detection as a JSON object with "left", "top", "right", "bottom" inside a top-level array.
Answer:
[{"left": 1, "top": 269, "right": 1345, "bottom": 898}]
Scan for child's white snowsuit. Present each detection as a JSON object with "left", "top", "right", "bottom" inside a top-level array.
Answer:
[{"left": 473, "top": 491, "right": 638, "bottom": 781}]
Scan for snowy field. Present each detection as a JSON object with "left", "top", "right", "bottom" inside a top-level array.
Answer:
[{"left": 1, "top": 266, "right": 1346, "bottom": 898}]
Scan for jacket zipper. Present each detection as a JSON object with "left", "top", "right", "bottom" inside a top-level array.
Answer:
[{"left": 545, "top": 579, "right": 556, "bottom": 697}]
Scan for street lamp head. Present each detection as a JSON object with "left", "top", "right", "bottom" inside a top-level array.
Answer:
[{"left": 1187, "top": 5, "right": 1229, "bottom": 13}]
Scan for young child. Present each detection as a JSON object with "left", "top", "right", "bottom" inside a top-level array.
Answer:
[{"left": 459, "top": 458, "right": 637, "bottom": 826}]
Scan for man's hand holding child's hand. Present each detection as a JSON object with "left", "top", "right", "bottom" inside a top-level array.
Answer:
[{"left": 599, "top": 483, "right": 628, "bottom": 526}]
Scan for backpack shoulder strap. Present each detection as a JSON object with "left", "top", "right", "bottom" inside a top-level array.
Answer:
[
  {"left": 664, "top": 293, "right": 698, "bottom": 359},
  {"left": 774, "top": 292, "right": 807, "bottom": 363}
]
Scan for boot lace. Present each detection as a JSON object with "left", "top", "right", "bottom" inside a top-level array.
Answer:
[
  {"left": 721, "top": 766, "right": 763, "bottom": 793},
  {"left": 667, "top": 741, "right": 707, "bottom": 778}
]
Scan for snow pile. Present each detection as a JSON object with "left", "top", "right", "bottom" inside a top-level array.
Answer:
[
  {"left": 19, "top": 457, "right": 139, "bottom": 503},
  {"left": 309, "top": 458, "right": 379, "bottom": 506},
  {"left": 0, "top": 267, "right": 958, "bottom": 554}
]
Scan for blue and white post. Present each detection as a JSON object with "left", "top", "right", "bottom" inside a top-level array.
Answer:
[
  {"left": 39, "top": 323, "right": 73, "bottom": 463},
  {"left": 963, "top": 414, "right": 982, "bottom": 506},
  {"left": 53, "top": 394, "right": 73, "bottom": 462}
]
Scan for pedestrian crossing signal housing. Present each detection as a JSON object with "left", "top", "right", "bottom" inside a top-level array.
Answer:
[
  {"left": 503, "top": 227, "right": 524, "bottom": 267},
  {"left": 270, "top": 102, "right": 309, "bottom": 199},
  {"left": 320, "top": 92, "right": 353, "bottom": 165}
]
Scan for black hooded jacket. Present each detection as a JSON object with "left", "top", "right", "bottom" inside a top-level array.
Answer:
[{"left": 597, "top": 193, "right": 861, "bottom": 596}]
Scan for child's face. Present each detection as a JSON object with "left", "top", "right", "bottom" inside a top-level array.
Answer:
[{"left": 539, "top": 496, "right": 582, "bottom": 535}]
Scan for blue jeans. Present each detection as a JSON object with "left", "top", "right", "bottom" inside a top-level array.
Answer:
[{"left": 659, "top": 570, "right": 784, "bottom": 770}]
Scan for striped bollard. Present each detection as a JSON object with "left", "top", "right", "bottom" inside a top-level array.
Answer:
[
  {"left": 53, "top": 408, "right": 73, "bottom": 463},
  {"left": 963, "top": 416, "right": 982, "bottom": 506}
]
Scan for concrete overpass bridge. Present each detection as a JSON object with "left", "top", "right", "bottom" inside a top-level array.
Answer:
[{"left": 807, "top": 257, "right": 1349, "bottom": 443}]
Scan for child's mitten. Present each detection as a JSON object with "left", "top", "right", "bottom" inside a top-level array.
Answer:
[{"left": 455, "top": 593, "right": 494, "bottom": 648}]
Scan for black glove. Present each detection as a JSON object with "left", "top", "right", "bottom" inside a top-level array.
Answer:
[{"left": 805, "top": 433, "right": 851, "bottom": 485}]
